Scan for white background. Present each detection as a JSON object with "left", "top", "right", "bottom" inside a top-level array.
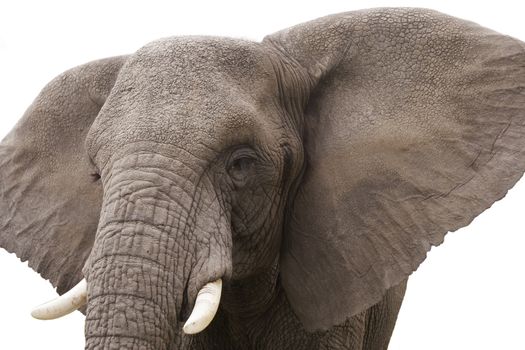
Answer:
[{"left": 1, "top": 1, "right": 524, "bottom": 349}]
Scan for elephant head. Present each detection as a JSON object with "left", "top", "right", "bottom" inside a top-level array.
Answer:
[{"left": 1, "top": 8, "right": 525, "bottom": 349}]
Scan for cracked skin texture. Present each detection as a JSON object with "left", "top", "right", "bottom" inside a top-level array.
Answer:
[{"left": 1, "top": 7, "right": 525, "bottom": 349}]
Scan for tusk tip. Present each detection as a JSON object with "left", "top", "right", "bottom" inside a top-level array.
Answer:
[
  {"left": 30, "top": 279, "right": 87, "bottom": 321},
  {"left": 182, "top": 279, "right": 222, "bottom": 335},
  {"left": 30, "top": 308, "right": 48, "bottom": 320},
  {"left": 182, "top": 321, "right": 201, "bottom": 335},
  {"left": 31, "top": 302, "right": 59, "bottom": 320}
]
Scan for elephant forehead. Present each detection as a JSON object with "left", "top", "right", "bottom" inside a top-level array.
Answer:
[
  {"left": 111, "top": 36, "right": 277, "bottom": 126},
  {"left": 103, "top": 92, "right": 260, "bottom": 143},
  {"left": 90, "top": 94, "right": 264, "bottom": 168},
  {"left": 87, "top": 38, "right": 280, "bottom": 167},
  {"left": 122, "top": 36, "right": 274, "bottom": 91}
]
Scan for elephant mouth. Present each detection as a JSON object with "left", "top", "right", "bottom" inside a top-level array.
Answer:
[{"left": 30, "top": 277, "right": 223, "bottom": 335}]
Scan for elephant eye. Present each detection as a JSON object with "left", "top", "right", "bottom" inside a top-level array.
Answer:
[
  {"left": 227, "top": 149, "right": 257, "bottom": 188},
  {"left": 90, "top": 173, "right": 101, "bottom": 182}
]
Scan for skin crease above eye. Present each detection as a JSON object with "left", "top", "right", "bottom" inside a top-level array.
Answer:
[{"left": 1, "top": 6, "right": 525, "bottom": 350}]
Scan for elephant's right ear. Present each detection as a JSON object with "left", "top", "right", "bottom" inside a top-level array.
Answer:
[
  {"left": 0, "top": 56, "right": 126, "bottom": 294},
  {"left": 264, "top": 8, "right": 525, "bottom": 331}
]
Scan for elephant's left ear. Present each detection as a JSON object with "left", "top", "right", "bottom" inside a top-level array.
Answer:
[
  {"left": 0, "top": 56, "right": 126, "bottom": 294},
  {"left": 264, "top": 8, "right": 525, "bottom": 331}
]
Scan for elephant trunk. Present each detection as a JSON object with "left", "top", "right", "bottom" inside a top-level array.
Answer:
[{"left": 81, "top": 152, "right": 232, "bottom": 350}]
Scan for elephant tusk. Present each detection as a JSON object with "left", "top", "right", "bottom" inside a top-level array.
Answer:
[
  {"left": 183, "top": 279, "right": 222, "bottom": 334},
  {"left": 31, "top": 279, "right": 87, "bottom": 320}
]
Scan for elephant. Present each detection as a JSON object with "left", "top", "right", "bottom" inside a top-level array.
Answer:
[{"left": 1, "top": 7, "right": 525, "bottom": 350}]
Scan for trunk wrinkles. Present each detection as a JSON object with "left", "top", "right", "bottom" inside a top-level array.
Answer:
[{"left": 82, "top": 151, "right": 232, "bottom": 350}]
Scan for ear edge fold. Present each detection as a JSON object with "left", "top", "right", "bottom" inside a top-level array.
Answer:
[
  {"left": 0, "top": 56, "right": 127, "bottom": 294},
  {"left": 266, "top": 8, "right": 525, "bottom": 331}
]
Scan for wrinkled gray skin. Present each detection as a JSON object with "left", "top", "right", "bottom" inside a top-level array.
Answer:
[{"left": 1, "top": 8, "right": 525, "bottom": 350}]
